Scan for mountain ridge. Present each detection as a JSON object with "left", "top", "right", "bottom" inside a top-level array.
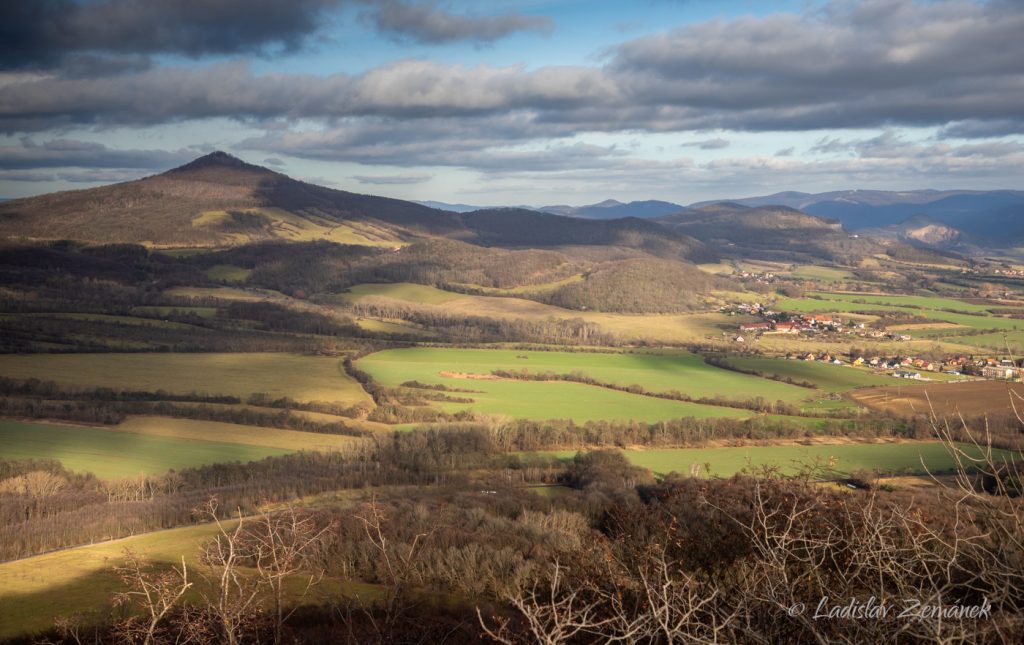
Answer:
[{"left": 0, "top": 152, "right": 713, "bottom": 262}]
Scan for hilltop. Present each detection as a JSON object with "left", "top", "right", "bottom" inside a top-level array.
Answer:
[
  {"left": 0, "top": 152, "right": 711, "bottom": 262},
  {"left": 0, "top": 151, "right": 461, "bottom": 247}
]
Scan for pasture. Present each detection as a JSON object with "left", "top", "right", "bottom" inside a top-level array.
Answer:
[
  {"left": 0, "top": 509, "right": 383, "bottom": 639},
  {"left": 791, "top": 266, "right": 853, "bottom": 281},
  {"left": 0, "top": 521, "right": 228, "bottom": 638},
  {"left": 341, "top": 282, "right": 733, "bottom": 344},
  {"left": 545, "top": 442, "right": 981, "bottom": 478},
  {"left": 342, "top": 282, "right": 462, "bottom": 305},
  {"left": 723, "top": 357, "right": 893, "bottom": 392},
  {"left": 623, "top": 442, "right": 971, "bottom": 477},
  {"left": 806, "top": 292, "right": 999, "bottom": 313},
  {"left": 362, "top": 347, "right": 810, "bottom": 401},
  {"left": 777, "top": 292, "right": 1024, "bottom": 335},
  {"left": 115, "top": 416, "right": 366, "bottom": 452},
  {"left": 0, "top": 352, "right": 372, "bottom": 405},
  {"left": 358, "top": 348, "right": 760, "bottom": 422},
  {"left": 0, "top": 420, "right": 291, "bottom": 479}
]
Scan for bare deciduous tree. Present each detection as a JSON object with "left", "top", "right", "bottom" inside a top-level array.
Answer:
[
  {"left": 249, "top": 504, "right": 332, "bottom": 645},
  {"left": 196, "top": 499, "right": 264, "bottom": 645},
  {"left": 111, "top": 549, "right": 191, "bottom": 645}
]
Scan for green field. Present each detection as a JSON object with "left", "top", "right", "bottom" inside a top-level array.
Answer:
[
  {"left": 777, "top": 294, "right": 1024, "bottom": 336},
  {"left": 791, "top": 266, "right": 853, "bottom": 281},
  {"left": 724, "top": 357, "right": 893, "bottom": 392},
  {"left": 806, "top": 292, "right": 1003, "bottom": 314},
  {"left": 0, "top": 420, "right": 291, "bottom": 479},
  {"left": 0, "top": 509, "right": 383, "bottom": 639},
  {"left": 544, "top": 442, "right": 981, "bottom": 478},
  {"left": 115, "top": 416, "right": 367, "bottom": 452},
  {"left": 361, "top": 347, "right": 811, "bottom": 402},
  {"left": 0, "top": 521, "right": 227, "bottom": 638},
  {"left": 358, "top": 348, "right": 761, "bottom": 422},
  {"left": 342, "top": 282, "right": 462, "bottom": 305},
  {"left": 0, "top": 352, "right": 371, "bottom": 405},
  {"left": 204, "top": 264, "right": 253, "bottom": 281},
  {"left": 802, "top": 292, "right": 995, "bottom": 313}
]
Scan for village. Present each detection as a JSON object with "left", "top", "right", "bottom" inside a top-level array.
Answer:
[{"left": 722, "top": 302, "right": 1024, "bottom": 382}]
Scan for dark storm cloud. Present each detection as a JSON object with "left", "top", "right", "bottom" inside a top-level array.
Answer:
[
  {"left": 3, "top": 0, "right": 1022, "bottom": 136},
  {"left": 0, "top": 0, "right": 346, "bottom": 70},
  {"left": 0, "top": 139, "right": 196, "bottom": 171},
  {"left": 1, "top": 0, "right": 550, "bottom": 72},
  {"left": 1, "top": 0, "right": 1022, "bottom": 147},
  {"left": 362, "top": 0, "right": 552, "bottom": 44},
  {"left": 607, "top": 0, "right": 1024, "bottom": 132}
]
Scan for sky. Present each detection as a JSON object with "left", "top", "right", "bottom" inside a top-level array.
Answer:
[{"left": 0, "top": 0, "right": 1021, "bottom": 205}]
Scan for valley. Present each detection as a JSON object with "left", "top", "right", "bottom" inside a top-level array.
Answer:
[{"left": 1, "top": 152, "right": 1021, "bottom": 643}]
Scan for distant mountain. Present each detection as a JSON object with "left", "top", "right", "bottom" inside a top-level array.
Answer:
[
  {"left": 0, "top": 152, "right": 713, "bottom": 262},
  {"left": 689, "top": 189, "right": 1024, "bottom": 244},
  {"left": 540, "top": 199, "right": 687, "bottom": 220},
  {"left": 0, "top": 151, "right": 461, "bottom": 247},
  {"left": 657, "top": 202, "right": 886, "bottom": 263},
  {"left": 855, "top": 215, "right": 974, "bottom": 253},
  {"left": 415, "top": 200, "right": 487, "bottom": 213},
  {"left": 461, "top": 208, "right": 713, "bottom": 262}
]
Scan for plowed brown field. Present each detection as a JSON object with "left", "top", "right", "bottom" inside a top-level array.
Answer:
[{"left": 849, "top": 380, "right": 1024, "bottom": 417}]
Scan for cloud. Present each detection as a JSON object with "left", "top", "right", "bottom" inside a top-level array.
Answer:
[
  {"left": 354, "top": 173, "right": 431, "bottom": 184},
  {"left": 807, "top": 131, "right": 1023, "bottom": 161},
  {"left": 774, "top": 147, "right": 795, "bottom": 157},
  {"left": 361, "top": 0, "right": 552, "bottom": 44},
  {"left": 0, "top": 138, "right": 196, "bottom": 170},
  {"left": 0, "top": 0, "right": 346, "bottom": 70},
  {"left": 938, "top": 119, "right": 1024, "bottom": 139},
  {"left": 242, "top": 123, "right": 626, "bottom": 173},
  {"left": 681, "top": 137, "right": 729, "bottom": 150},
  {"left": 0, "top": 168, "right": 150, "bottom": 183},
  {"left": 2, "top": 1, "right": 1021, "bottom": 137}
]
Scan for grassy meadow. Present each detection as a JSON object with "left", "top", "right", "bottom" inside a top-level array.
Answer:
[
  {"left": 777, "top": 292, "right": 1024, "bottom": 337},
  {"left": 723, "top": 356, "right": 894, "bottom": 391},
  {"left": 341, "top": 282, "right": 735, "bottom": 345},
  {"left": 114, "top": 416, "right": 367, "bottom": 452},
  {"left": 790, "top": 266, "right": 854, "bottom": 281},
  {"left": 544, "top": 441, "right": 981, "bottom": 478},
  {"left": 0, "top": 420, "right": 291, "bottom": 479},
  {"left": 361, "top": 347, "right": 811, "bottom": 401},
  {"left": 0, "top": 521, "right": 230, "bottom": 638},
  {"left": 0, "top": 352, "right": 371, "bottom": 405},
  {"left": 0, "top": 506, "right": 385, "bottom": 640},
  {"left": 358, "top": 348, "right": 763, "bottom": 422}
]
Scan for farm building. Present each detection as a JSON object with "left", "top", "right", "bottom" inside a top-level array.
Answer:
[
  {"left": 894, "top": 370, "right": 922, "bottom": 379},
  {"left": 982, "top": 365, "right": 1021, "bottom": 380}
]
